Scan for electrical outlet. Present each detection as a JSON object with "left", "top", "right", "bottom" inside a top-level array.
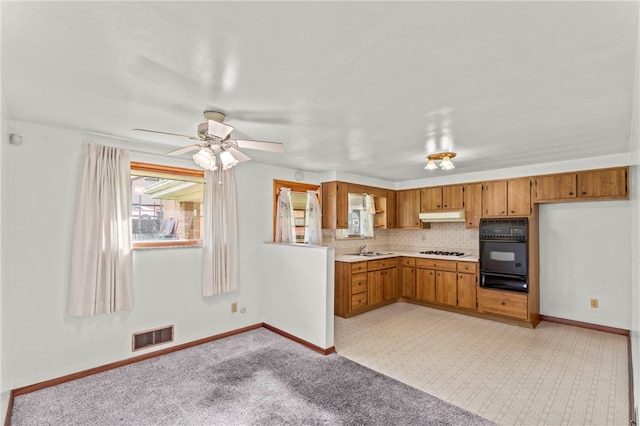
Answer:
[
  {"left": 231, "top": 302, "right": 237, "bottom": 313},
  {"left": 590, "top": 298, "right": 599, "bottom": 308}
]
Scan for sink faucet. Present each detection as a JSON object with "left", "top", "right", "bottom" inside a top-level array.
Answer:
[{"left": 357, "top": 244, "right": 368, "bottom": 255}]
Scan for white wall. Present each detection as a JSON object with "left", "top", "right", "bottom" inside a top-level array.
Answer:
[
  {"left": 539, "top": 201, "right": 631, "bottom": 328},
  {"left": 0, "top": 121, "right": 323, "bottom": 401},
  {"left": 261, "top": 243, "right": 335, "bottom": 350}
]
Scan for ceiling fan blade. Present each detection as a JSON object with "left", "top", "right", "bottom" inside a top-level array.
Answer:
[
  {"left": 207, "top": 120, "right": 233, "bottom": 140},
  {"left": 166, "top": 143, "right": 204, "bottom": 156},
  {"left": 235, "top": 139, "right": 284, "bottom": 153},
  {"left": 133, "top": 128, "right": 199, "bottom": 140},
  {"left": 226, "top": 147, "right": 252, "bottom": 163}
]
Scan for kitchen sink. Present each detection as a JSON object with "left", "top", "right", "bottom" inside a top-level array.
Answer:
[{"left": 345, "top": 252, "right": 394, "bottom": 256}]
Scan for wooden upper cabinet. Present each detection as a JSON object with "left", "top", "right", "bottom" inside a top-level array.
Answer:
[
  {"left": 321, "top": 181, "right": 348, "bottom": 229},
  {"left": 534, "top": 167, "right": 628, "bottom": 203},
  {"left": 577, "top": 167, "right": 628, "bottom": 199},
  {"left": 322, "top": 181, "right": 397, "bottom": 230},
  {"left": 420, "top": 187, "right": 442, "bottom": 211},
  {"left": 483, "top": 178, "right": 531, "bottom": 217},
  {"left": 396, "top": 189, "right": 422, "bottom": 228},
  {"left": 386, "top": 190, "right": 396, "bottom": 228},
  {"left": 507, "top": 178, "right": 532, "bottom": 216},
  {"left": 420, "top": 185, "right": 464, "bottom": 211},
  {"left": 443, "top": 185, "right": 464, "bottom": 210},
  {"left": 483, "top": 180, "right": 508, "bottom": 217},
  {"left": 534, "top": 173, "right": 577, "bottom": 202},
  {"left": 463, "top": 183, "right": 483, "bottom": 228}
]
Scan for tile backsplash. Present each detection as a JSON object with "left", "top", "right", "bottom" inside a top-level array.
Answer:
[{"left": 323, "top": 223, "right": 479, "bottom": 256}]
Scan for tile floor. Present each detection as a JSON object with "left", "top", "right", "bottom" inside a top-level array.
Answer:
[{"left": 334, "top": 303, "right": 629, "bottom": 426}]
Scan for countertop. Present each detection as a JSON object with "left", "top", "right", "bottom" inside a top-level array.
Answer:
[{"left": 335, "top": 251, "right": 478, "bottom": 263}]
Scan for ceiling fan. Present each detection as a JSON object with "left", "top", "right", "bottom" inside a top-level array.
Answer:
[{"left": 133, "top": 111, "right": 284, "bottom": 171}]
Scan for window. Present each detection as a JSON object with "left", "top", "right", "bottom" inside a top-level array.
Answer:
[
  {"left": 273, "top": 179, "right": 321, "bottom": 243},
  {"left": 131, "top": 162, "right": 205, "bottom": 248}
]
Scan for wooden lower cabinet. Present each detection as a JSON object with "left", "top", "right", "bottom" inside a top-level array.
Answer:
[
  {"left": 400, "top": 257, "right": 416, "bottom": 298},
  {"left": 435, "top": 271, "right": 457, "bottom": 306},
  {"left": 416, "top": 259, "right": 457, "bottom": 306},
  {"left": 367, "top": 257, "right": 398, "bottom": 307},
  {"left": 337, "top": 257, "right": 535, "bottom": 326},
  {"left": 477, "top": 287, "right": 528, "bottom": 320},
  {"left": 335, "top": 261, "right": 369, "bottom": 317},
  {"left": 457, "top": 272, "right": 477, "bottom": 310},
  {"left": 416, "top": 268, "right": 435, "bottom": 302}
]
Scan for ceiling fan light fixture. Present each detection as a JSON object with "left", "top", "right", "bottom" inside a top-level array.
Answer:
[
  {"left": 426, "top": 152, "right": 456, "bottom": 171},
  {"left": 193, "top": 147, "right": 217, "bottom": 171},
  {"left": 220, "top": 149, "right": 239, "bottom": 170}
]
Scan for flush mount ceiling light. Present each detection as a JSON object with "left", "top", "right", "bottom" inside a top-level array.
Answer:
[{"left": 425, "top": 152, "right": 456, "bottom": 171}]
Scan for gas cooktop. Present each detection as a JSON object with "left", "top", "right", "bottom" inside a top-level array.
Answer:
[{"left": 419, "top": 250, "right": 466, "bottom": 256}]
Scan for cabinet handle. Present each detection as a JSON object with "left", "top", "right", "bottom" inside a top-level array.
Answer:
[
  {"left": 510, "top": 210, "right": 515, "bottom": 214},
  {"left": 501, "top": 301, "right": 506, "bottom": 306},
  {"left": 582, "top": 191, "right": 587, "bottom": 195},
  {"left": 569, "top": 192, "right": 574, "bottom": 195},
  {"left": 443, "top": 205, "right": 447, "bottom": 208}
]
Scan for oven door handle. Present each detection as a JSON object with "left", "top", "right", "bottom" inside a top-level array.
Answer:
[{"left": 480, "top": 272, "right": 527, "bottom": 280}]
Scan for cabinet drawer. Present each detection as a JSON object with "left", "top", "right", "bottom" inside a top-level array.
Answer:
[
  {"left": 351, "top": 292, "right": 367, "bottom": 310},
  {"left": 415, "top": 258, "right": 457, "bottom": 271},
  {"left": 401, "top": 257, "right": 416, "bottom": 267},
  {"left": 457, "top": 262, "right": 478, "bottom": 273},
  {"left": 351, "top": 274, "right": 367, "bottom": 294},
  {"left": 351, "top": 261, "right": 367, "bottom": 274},
  {"left": 367, "top": 258, "right": 398, "bottom": 271},
  {"left": 477, "top": 289, "right": 528, "bottom": 320}
]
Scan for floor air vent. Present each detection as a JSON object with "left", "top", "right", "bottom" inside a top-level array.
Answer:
[{"left": 132, "top": 325, "right": 174, "bottom": 351}]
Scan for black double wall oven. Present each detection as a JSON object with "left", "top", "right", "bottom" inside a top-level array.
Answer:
[{"left": 479, "top": 218, "right": 528, "bottom": 293}]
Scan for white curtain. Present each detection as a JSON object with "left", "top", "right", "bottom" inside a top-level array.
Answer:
[
  {"left": 202, "top": 167, "right": 239, "bottom": 296},
  {"left": 304, "top": 190, "right": 322, "bottom": 245},
  {"left": 67, "top": 143, "right": 133, "bottom": 316},
  {"left": 362, "top": 194, "right": 376, "bottom": 238},
  {"left": 275, "top": 187, "right": 295, "bottom": 243}
]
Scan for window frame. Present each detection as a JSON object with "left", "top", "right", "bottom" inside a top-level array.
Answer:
[
  {"left": 273, "top": 179, "right": 321, "bottom": 242},
  {"left": 131, "top": 161, "right": 205, "bottom": 249}
]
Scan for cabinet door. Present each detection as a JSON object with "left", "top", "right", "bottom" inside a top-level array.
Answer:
[
  {"left": 435, "top": 271, "right": 457, "bottom": 306},
  {"left": 534, "top": 173, "right": 577, "bottom": 202},
  {"left": 442, "top": 185, "right": 464, "bottom": 210},
  {"left": 396, "top": 189, "right": 422, "bottom": 228},
  {"left": 420, "top": 187, "right": 443, "bottom": 211},
  {"left": 483, "top": 180, "right": 508, "bottom": 217},
  {"left": 507, "top": 178, "right": 532, "bottom": 216},
  {"left": 401, "top": 266, "right": 416, "bottom": 298},
  {"left": 577, "top": 168, "right": 628, "bottom": 198},
  {"left": 463, "top": 183, "right": 483, "bottom": 228},
  {"left": 383, "top": 267, "right": 398, "bottom": 301},
  {"left": 416, "top": 269, "right": 436, "bottom": 302},
  {"left": 321, "top": 181, "right": 349, "bottom": 229},
  {"left": 457, "top": 273, "right": 477, "bottom": 310},
  {"left": 386, "top": 190, "right": 396, "bottom": 228},
  {"left": 367, "top": 270, "right": 384, "bottom": 306}
]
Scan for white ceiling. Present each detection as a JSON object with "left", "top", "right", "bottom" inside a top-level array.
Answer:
[{"left": 2, "top": 1, "right": 638, "bottom": 182}]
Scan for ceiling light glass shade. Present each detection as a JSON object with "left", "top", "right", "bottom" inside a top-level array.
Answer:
[
  {"left": 440, "top": 155, "right": 455, "bottom": 170},
  {"left": 424, "top": 159, "right": 438, "bottom": 170},
  {"left": 219, "top": 150, "right": 239, "bottom": 170},
  {"left": 193, "top": 148, "right": 217, "bottom": 171}
]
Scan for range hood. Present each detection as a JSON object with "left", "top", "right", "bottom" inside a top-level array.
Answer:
[{"left": 419, "top": 210, "right": 466, "bottom": 223}]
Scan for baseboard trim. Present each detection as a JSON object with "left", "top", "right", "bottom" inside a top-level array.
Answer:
[
  {"left": 540, "top": 315, "right": 629, "bottom": 336},
  {"left": 628, "top": 334, "right": 636, "bottom": 426},
  {"left": 263, "top": 323, "right": 335, "bottom": 355},
  {"left": 4, "top": 322, "right": 334, "bottom": 425}
]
